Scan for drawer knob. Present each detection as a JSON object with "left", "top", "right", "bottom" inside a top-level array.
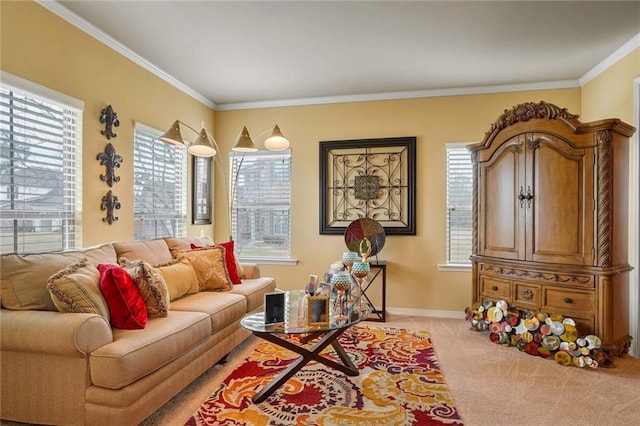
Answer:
[
  {"left": 492, "top": 285, "right": 498, "bottom": 291},
  {"left": 521, "top": 289, "right": 534, "bottom": 300},
  {"left": 564, "top": 297, "right": 573, "bottom": 304}
]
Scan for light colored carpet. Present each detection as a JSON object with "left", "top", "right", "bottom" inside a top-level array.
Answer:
[{"left": 142, "top": 315, "right": 640, "bottom": 426}]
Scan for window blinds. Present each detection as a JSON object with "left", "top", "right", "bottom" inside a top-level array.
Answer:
[
  {"left": 0, "top": 84, "right": 82, "bottom": 254},
  {"left": 230, "top": 150, "right": 291, "bottom": 259},
  {"left": 133, "top": 125, "right": 187, "bottom": 240},
  {"left": 446, "top": 143, "right": 473, "bottom": 264}
]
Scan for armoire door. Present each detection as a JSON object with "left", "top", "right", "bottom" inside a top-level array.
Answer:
[
  {"left": 478, "top": 135, "right": 526, "bottom": 260},
  {"left": 526, "top": 133, "right": 594, "bottom": 265}
]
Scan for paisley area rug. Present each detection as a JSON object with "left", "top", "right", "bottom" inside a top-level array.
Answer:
[{"left": 186, "top": 326, "right": 463, "bottom": 425}]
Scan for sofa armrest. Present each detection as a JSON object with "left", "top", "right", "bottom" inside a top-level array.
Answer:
[
  {"left": 240, "top": 262, "right": 260, "bottom": 279},
  {"left": 0, "top": 309, "right": 113, "bottom": 357}
]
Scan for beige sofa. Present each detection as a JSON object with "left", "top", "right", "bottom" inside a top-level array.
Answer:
[{"left": 0, "top": 236, "right": 276, "bottom": 425}]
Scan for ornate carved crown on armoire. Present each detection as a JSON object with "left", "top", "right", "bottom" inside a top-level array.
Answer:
[{"left": 468, "top": 101, "right": 636, "bottom": 356}]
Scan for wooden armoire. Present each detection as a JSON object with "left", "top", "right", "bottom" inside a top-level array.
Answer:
[{"left": 468, "top": 101, "right": 636, "bottom": 356}]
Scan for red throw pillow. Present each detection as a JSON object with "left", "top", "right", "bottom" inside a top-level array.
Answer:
[
  {"left": 97, "top": 263, "right": 148, "bottom": 329},
  {"left": 191, "top": 241, "right": 242, "bottom": 284}
]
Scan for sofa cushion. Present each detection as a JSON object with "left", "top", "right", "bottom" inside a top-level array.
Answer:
[
  {"left": 229, "top": 277, "right": 278, "bottom": 312},
  {"left": 113, "top": 239, "right": 173, "bottom": 265},
  {"left": 119, "top": 258, "right": 170, "bottom": 317},
  {"left": 80, "top": 244, "right": 118, "bottom": 266},
  {"left": 97, "top": 264, "right": 147, "bottom": 330},
  {"left": 0, "top": 244, "right": 117, "bottom": 311},
  {"left": 89, "top": 310, "right": 211, "bottom": 389},
  {"left": 177, "top": 247, "right": 233, "bottom": 292},
  {"left": 163, "top": 236, "right": 214, "bottom": 257},
  {"left": 152, "top": 258, "right": 199, "bottom": 301},
  {"left": 47, "top": 259, "right": 110, "bottom": 320},
  {"left": 170, "top": 291, "right": 247, "bottom": 333}
]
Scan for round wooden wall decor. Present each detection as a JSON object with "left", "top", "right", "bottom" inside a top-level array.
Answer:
[{"left": 344, "top": 218, "right": 386, "bottom": 257}]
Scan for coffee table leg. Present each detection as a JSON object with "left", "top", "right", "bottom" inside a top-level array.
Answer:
[
  {"left": 251, "top": 328, "right": 358, "bottom": 403},
  {"left": 331, "top": 340, "right": 358, "bottom": 372}
]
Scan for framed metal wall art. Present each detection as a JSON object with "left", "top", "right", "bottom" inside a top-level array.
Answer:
[
  {"left": 192, "top": 156, "right": 212, "bottom": 225},
  {"left": 319, "top": 136, "right": 416, "bottom": 235}
]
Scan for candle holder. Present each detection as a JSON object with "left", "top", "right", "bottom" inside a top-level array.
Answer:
[{"left": 342, "top": 251, "right": 358, "bottom": 273}]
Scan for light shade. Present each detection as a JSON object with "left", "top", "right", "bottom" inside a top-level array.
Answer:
[
  {"left": 232, "top": 126, "right": 258, "bottom": 152},
  {"left": 264, "top": 124, "right": 290, "bottom": 151},
  {"left": 187, "top": 128, "right": 217, "bottom": 157},
  {"left": 159, "top": 120, "right": 186, "bottom": 146}
]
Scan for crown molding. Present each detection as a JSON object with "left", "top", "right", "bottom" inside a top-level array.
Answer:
[
  {"left": 36, "top": 1, "right": 637, "bottom": 112},
  {"left": 580, "top": 32, "right": 640, "bottom": 86},
  {"left": 215, "top": 80, "right": 581, "bottom": 111},
  {"left": 36, "top": 0, "right": 216, "bottom": 110}
]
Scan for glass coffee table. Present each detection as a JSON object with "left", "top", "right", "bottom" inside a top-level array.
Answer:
[{"left": 240, "top": 290, "right": 370, "bottom": 403}]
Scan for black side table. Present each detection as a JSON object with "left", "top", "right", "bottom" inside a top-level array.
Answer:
[{"left": 362, "top": 260, "right": 386, "bottom": 322}]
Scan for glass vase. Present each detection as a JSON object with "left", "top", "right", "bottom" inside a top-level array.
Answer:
[
  {"left": 352, "top": 261, "right": 370, "bottom": 316},
  {"left": 330, "top": 272, "right": 352, "bottom": 323}
]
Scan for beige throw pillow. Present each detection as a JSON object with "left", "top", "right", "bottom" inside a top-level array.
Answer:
[
  {"left": 46, "top": 258, "right": 110, "bottom": 320},
  {"left": 119, "top": 258, "right": 170, "bottom": 317},
  {"left": 178, "top": 247, "right": 233, "bottom": 292},
  {"left": 153, "top": 258, "right": 199, "bottom": 301}
]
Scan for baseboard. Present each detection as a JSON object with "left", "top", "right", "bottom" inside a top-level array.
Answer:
[{"left": 386, "top": 307, "right": 465, "bottom": 319}]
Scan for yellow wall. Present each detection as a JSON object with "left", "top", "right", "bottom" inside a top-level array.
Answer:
[
  {"left": 0, "top": 1, "right": 216, "bottom": 246},
  {"left": 9, "top": 1, "right": 637, "bottom": 314},
  {"left": 214, "top": 89, "right": 581, "bottom": 312},
  {"left": 581, "top": 47, "right": 639, "bottom": 122}
]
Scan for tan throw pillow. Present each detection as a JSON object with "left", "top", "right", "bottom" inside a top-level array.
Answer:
[
  {"left": 119, "top": 258, "right": 170, "bottom": 317},
  {"left": 153, "top": 258, "right": 199, "bottom": 301},
  {"left": 178, "top": 247, "right": 233, "bottom": 292},
  {"left": 46, "top": 258, "right": 110, "bottom": 320}
]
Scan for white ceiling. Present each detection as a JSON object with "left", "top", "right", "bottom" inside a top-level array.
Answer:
[{"left": 52, "top": 1, "right": 640, "bottom": 110}]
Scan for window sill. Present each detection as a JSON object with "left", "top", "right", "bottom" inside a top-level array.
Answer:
[
  {"left": 437, "top": 263, "right": 472, "bottom": 272},
  {"left": 238, "top": 257, "right": 298, "bottom": 266}
]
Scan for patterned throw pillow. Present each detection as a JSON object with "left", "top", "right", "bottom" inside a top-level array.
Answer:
[
  {"left": 190, "top": 240, "right": 243, "bottom": 284},
  {"left": 97, "top": 263, "right": 147, "bottom": 329},
  {"left": 118, "top": 258, "right": 170, "bottom": 317},
  {"left": 46, "top": 258, "right": 110, "bottom": 320},
  {"left": 153, "top": 258, "right": 199, "bottom": 301},
  {"left": 178, "top": 247, "right": 233, "bottom": 292}
]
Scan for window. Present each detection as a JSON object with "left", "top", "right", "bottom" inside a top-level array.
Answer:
[
  {"left": 445, "top": 143, "right": 473, "bottom": 265},
  {"left": 133, "top": 124, "right": 186, "bottom": 240},
  {"left": 0, "top": 75, "right": 83, "bottom": 254},
  {"left": 230, "top": 150, "right": 291, "bottom": 261}
]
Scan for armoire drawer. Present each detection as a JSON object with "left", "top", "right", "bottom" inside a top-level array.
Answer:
[
  {"left": 572, "top": 316, "right": 595, "bottom": 336},
  {"left": 480, "top": 275, "right": 511, "bottom": 300},
  {"left": 513, "top": 282, "right": 541, "bottom": 308},
  {"left": 543, "top": 287, "right": 594, "bottom": 313}
]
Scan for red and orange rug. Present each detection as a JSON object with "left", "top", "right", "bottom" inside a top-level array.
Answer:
[{"left": 186, "top": 326, "right": 463, "bottom": 425}]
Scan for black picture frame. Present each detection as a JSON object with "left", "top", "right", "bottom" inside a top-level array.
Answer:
[
  {"left": 319, "top": 136, "right": 417, "bottom": 235},
  {"left": 192, "top": 156, "right": 212, "bottom": 225},
  {"left": 264, "top": 292, "right": 286, "bottom": 325}
]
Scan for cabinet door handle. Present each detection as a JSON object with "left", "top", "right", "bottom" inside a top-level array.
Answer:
[
  {"left": 525, "top": 186, "right": 533, "bottom": 208},
  {"left": 492, "top": 285, "right": 498, "bottom": 291},
  {"left": 518, "top": 186, "right": 534, "bottom": 208},
  {"left": 564, "top": 297, "right": 573, "bottom": 304},
  {"left": 518, "top": 186, "right": 526, "bottom": 208}
]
